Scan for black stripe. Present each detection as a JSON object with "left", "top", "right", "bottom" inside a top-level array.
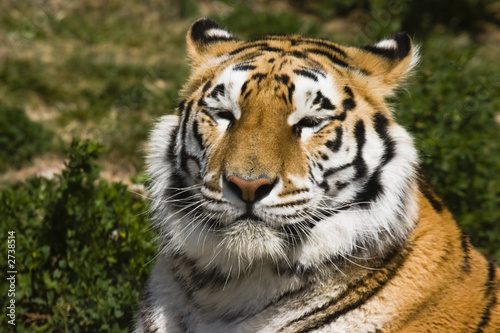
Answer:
[
  {"left": 289, "top": 50, "right": 307, "bottom": 59},
  {"left": 294, "top": 69, "right": 318, "bottom": 81},
  {"left": 189, "top": 265, "right": 229, "bottom": 292},
  {"left": 323, "top": 122, "right": 366, "bottom": 193},
  {"left": 202, "top": 80, "right": 212, "bottom": 93},
  {"left": 344, "top": 86, "right": 354, "bottom": 98},
  {"left": 309, "top": 68, "right": 327, "bottom": 78},
  {"left": 275, "top": 74, "right": 290, "bottom": 84},
  {"left": 474, "top": 260, "right": 498, "bottom": 333},
  {"left": 200, "top": 109, "right": 216, "bottom": 122},
  {"left": 331, "top": 110, "right": 347, "bottom": 122},
  {"left": 325, "top": 127, "right": 343, "bottom": 152},
  {"left": 166, "top": 169, "right": 198, "bottom": 210},
  {"left": 251, "top": 73, "right": 267, "bottom": 82},
  {"left": 272, "top": 199, "right": 309, "bottom": 208},
  {"left": 139, "top": 288, "right": 160, "bottom": 333},
  {"left": 287, "top": 83, "right": 295, "bottom": 104},
  {"left": 178, "top": 99, "right": 194, "bottom": 175},
  {"left": 197, "top": 97, "right": 207, "bottom": 107},
  {"left": 289, "top": 246, "right": 409, "bottom": 332},
  {"left": 353, "top": 114, "right": 397, "bottom": 205},
  {"left": 342, "top": 98, "right": 356, "bottom": 111},
  {"left": 229, "top": 42, "right": 270, "bottom": 56},
  {"left": 305, "top": 48, "right": 349, "bottom": 68},
  {"left": 281, "top": 93, "right": 289, "bottom": 104},
  {"left": 354, "top": 169, "right": 383, "bottom": 207},
  {"left": 211, "top": 84, "right": 226, "bottom": 98},
  {"left": 353, "top": 120, "right": 367, "bottom": 179},
  {"left": 323, "top": 162, "right": 352, "bottom": 178},
  {"left": 281, "top": 220, "right": 316, "bottom": 246},
  {"left": 373, "top": 113, "right": 395, "bottom": 164},
  {"left": 335, "top": 181, "right": 348, "bottom": 190},
  {"left": 321, "top": 99, "right": 336, "bottom": 111},
  {"left": 192, "top": 119, "right": 203, "bottom": 149},
  {"left": 165, "top": 125, "right": 179, "bottom": 170},
  {"left": 262, "top": 46, "right": 283, "bottom": 53},
  {"left": 177, "top": 99, "right": 186, "bottom": 112},
  {"left": 460, "top": 232, "right": 472, "bottom": 272},
  {"left": 318, "top": 180, "right": 330, "bottom": 192},
  {"left": 312, "top": 91, "right": 336, "bottom": 111},
  {"left": 278, "top": 188, "right": 309, "bottom": 197},
  {"left": 171, "top": 252, "right": 229, "bottom": 293},
  {"left": 311, "top": 91, "right": 323, "bottom": 106},
  {"left": 260, "top": 284, "right": 310, "bottom": 314},
  {"left": 321, "top": 98, "right": 336, "bottom": 111},
  {"left": 278, "top": 60, "right": 289, "bottom": 71},
  {"left": 300, "top": 39, "right": 348, "bottom": 58},
  {"left": 241, "top": 80, "right": 249, "bottom": 94},
  {"left": 209, "top": 83, "right": 226, "bottom": 99},
  {"left": 244, "top": 89, "right": 253, "bottom": 99},
  {"left": 179, "top": 99, "right": 194, "bottom": 144},
  {"left": 417, "top": 174, "right": 443, "bottom": 213},
  {"left": 234, "top": 63, "right": 256, "bottom": 71}
]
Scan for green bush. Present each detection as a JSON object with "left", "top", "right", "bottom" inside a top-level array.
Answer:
[
  {"left": 216, "top": 3, "right": 320, "bottom": 39},
  {"left": 0, "top": 140, "right": 155, "bottom": 332},
  {"left": 0, "top": 105, "right": 53, "bottom": 172},
  {"left": 396, "top": 35, "right": 500, "bottom": 260}
]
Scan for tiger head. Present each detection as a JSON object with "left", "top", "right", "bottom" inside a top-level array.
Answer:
[{"left": 147, "top": 19, "right": 420, "bottom": 275}]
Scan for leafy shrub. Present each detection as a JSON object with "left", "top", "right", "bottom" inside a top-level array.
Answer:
[
  {"left": 0, "top": 105, "right": 53, "bottom": 171},
  {"left": 287, "top": 0, "right": 369, "bottom": 19},
  {"left": 286, "top": 0, "right": 497, "bottom": 38},
  {"left": 0, "top": 140, "right": 155, "bottom": 332},
  {"left": 216, "top": 3, "right": 320, "bottom": 39},
  {"left": 396, "top": 35, "right": 500, "bottom": 260}
]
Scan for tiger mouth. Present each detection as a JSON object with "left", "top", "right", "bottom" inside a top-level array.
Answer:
[
  {"left": 233, "top": 213, "right": 265, "bottom": 224},
  {"left": 201, "top": 212, "right": 266, "bottom": 230}
]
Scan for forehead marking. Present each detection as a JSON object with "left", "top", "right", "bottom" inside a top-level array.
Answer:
[
  {"left": 293, "top": 69, "right": 318, "bottom": 82},
  {"left": 234, "top": 63, "right": 257, "bottom": 71},
  {"left": 288, "top": 72, "right": 342, "bottom": 126}
]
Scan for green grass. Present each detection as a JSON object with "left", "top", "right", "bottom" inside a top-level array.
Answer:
[
  {"left": 0, "top": 1, "right": 499, "bottom": 331},
  {"left": 0, "top": 141, "right": 155, "bottom": 332},
  {"left": 396, "top": 34, "right": 500, "bottom": 259},
  {"left": 0, "top": 105, "right": 54, "bottom": 172},
  {"left": 0, "top": 1, "right": 191, "bottom": 170}
]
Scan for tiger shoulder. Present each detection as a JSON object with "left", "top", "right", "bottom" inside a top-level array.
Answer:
[{"left": 135, "top": 18, "right": 500, "bottom": 333}]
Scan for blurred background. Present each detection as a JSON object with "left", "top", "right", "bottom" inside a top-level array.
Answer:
[{"left": 1, "top": 0, "right": 499, "bottom": 331}]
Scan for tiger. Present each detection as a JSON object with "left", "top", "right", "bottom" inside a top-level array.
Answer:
[{"left": 135, "top": 18, "right": 500, "bottom": 333}]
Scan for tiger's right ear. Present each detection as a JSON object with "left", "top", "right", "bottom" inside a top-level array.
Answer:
[{"left": 187, "top": 18, "right": 241, "bottom": 67}]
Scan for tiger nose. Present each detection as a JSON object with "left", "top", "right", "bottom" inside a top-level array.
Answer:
[{"left": 226, "top": 175, "right": 273, "bottom": 202}]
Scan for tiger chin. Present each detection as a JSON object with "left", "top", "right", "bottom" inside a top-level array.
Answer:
[{"left": 135, "top": 18, "right": 500, "bottom": 333}]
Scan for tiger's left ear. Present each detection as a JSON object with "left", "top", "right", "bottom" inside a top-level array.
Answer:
[
  {"left": 187, "top": 18, "right": 241, "bottom": 67},
  {"left": 350, "top": 33, "right": 419, "bottom": 97}
]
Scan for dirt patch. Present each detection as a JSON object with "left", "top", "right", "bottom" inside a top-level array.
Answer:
[
  {"left": 0, "top": 155, "right": 145, "bottom": 194},
  {"left": 1, "top": 156, "right": 66, "bottom": 183}
]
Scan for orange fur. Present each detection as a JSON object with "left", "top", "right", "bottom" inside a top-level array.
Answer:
[{"left": 136, "top": 18, "right": 499, "bottom": 333}]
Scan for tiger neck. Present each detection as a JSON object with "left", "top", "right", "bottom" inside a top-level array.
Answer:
[{"left": 168, "top": 231, "right": 414, "bottom": 323}]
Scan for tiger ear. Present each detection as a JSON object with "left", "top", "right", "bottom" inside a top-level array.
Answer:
[
  {"left": 352, "top": 33, "right": 419, "bottom": 96},
  {"left": 187, "top": 18, "right": 241, "bottom": 67}
]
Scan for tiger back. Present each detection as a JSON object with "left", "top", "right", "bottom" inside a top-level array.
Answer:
[{"left": 136, "top": 18, "right": 500, "bottom": 333}]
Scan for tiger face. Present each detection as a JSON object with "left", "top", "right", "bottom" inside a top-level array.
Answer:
[
  {"left": 139, "top": 19, "right": 500, "bottom": 333},
  {"left": 147, "top": 18, "right": 420, "bottom": 276}
]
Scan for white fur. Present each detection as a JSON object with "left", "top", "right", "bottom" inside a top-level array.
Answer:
[
  {"left": 375, "top": 39, "right": 398, "bottom": 50},
  {"left": 138, "top": 34, "right": 420, "bottom": 332},
  {"left": 206, "top": 28, "right": 233, "bottom": 40}
]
